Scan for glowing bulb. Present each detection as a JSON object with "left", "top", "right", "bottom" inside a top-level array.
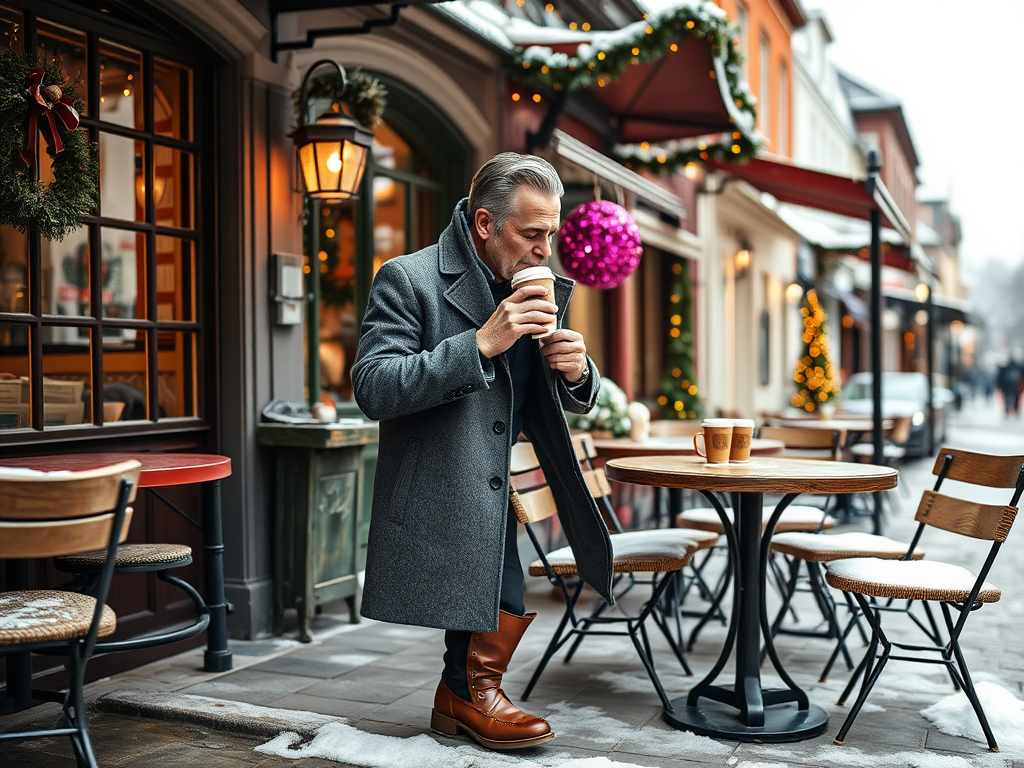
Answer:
[
  {"left": 123, "top": 88, "right": 130, "bottom": 96},
  {"left": 511, "top": 92, "right": 521, "bottom": 101},
  {"left": 532, "top": 93, "right": 541, "bottom": 102},
  {"left": 326, "top": 151, "right": 342, "bottom": 173}
]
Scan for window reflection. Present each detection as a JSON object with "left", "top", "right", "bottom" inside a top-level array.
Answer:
[
  {"left": 154, "top": 58, "right": 192, "bottom": 141},
  {"left": 0, "top": 323, "right": 29, "bottom": 429},
  {"left": 42, "top": 327, "right": 93, "bottom": 428},
  {"left": 102, "top": 333, "right": 147, "bottom": 421},
  {"left": 37, "top": 20, "right": 87, "bottom": 111},
  {"left": 157, "top": 331, "right": 197, "bottom": 418},
  {"left": 42, "top": 225, "right": 90, "bottom": 317},
  {"left": 101, "top": 228, "right": 145, "bottom": 320},
  {"left": 0, "top": 7, "right": 23, "bottom": 55},
  {"left": 99, "top": 40, "right": 142, "bottom": 129},
  {"left": 0, "top": 226, "right": 29, "bottom": 314}
]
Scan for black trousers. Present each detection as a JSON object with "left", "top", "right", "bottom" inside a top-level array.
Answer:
[{"left": 441, "top": 503, "right": 525, "bottom": 701}]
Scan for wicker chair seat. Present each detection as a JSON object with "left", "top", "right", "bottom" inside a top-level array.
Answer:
[
  {"left": 0, "top": 590, "right": 116, "bottom": 645},
  {"left": 849, "top": 443, "right": 906, "bottom": 460},
  {"left": 55, "top": 543, "right": 192, "bottom": 568},
  {"left": 528, "top": 530, "right": 698, "bottom": 577},
  {"left": 677, "top": 505, "right": 836, "bottom": 534},
  {"left": 825, "top": 559, "right": 1000, "bottom": 603},
  {"left": 771, "top": 532, "right": 924, "bottom": 562}
]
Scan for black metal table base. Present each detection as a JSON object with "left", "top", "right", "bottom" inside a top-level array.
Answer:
[
  {"left": 661, "top": 490, "right": 828, "bottom": 742},
  {"left": 664, "top": 698, "right": 829, "bottom": 743}
]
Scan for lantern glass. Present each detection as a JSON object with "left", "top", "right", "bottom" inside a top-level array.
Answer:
[
  {"left": 341, "top": 141, "right": 367, "bottom": 197},
  {"left": 315, "top": 140, "right": 343, "bottom": 193},
  {"left": 298, "top": 142, "right": 319, "bottom": 195}
]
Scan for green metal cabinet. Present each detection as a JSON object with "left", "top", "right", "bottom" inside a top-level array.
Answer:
[{"left": 257, "top": 422, "right": 379, "bottom": 642}]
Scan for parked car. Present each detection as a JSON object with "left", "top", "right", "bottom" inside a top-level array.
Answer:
[{"left": 838, "top": 372, "right": 954, "bottom": 457}]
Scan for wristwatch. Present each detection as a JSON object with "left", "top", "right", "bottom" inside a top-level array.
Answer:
[{"left": 565, "top": 362, "right": 590, "bottom": 388}]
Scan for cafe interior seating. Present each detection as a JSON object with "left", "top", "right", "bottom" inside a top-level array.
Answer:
[
  {"left": 824, "top": 448, "right": 1024, "bottom": 752},
  {"left": 0, "top": 460, "right": 140, "bottom": 767},
  {"left": 511, "top": 438, "right": 711, "bottom": 711}
]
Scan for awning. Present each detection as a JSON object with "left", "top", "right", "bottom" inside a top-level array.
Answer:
[
  {"left": 705, "top": 157, "right": 909, "bottom": 236},
  {"left": 822, "top": 286, "right": 871, "bottom": 325},
  {"left": 883, "top": 286, "right": 970, "bottom": 323},
  {"left": 525, "top": 37, "right": 749, "bottom": 144},
  {"left": 778, "top": 204, "right": 917, "bottom": 273},
  {"left": 551, "top": 129, "right": 686, "bottom": 219}
]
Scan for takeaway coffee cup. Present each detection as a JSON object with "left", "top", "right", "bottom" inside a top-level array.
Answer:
[
  {"left": 510, "top": 266, "right": 557, "bottom": 338},
  {"left": 729, "top": 419, "right": 756, "bottom": 462},
  {"left": 692, "top": 418, "right": 734, "bottom": 464}
]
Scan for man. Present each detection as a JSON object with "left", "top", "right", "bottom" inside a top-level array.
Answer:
[{"left": 352, "top": 153, "right": 613, "bottom": 750}]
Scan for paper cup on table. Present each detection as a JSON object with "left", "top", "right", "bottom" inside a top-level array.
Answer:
[
  {"left": 729, "top": 419, "right": 756, "bottom": 462},
  {"left": 510, "top": 266, "right": 557, "bottom": 338},
  {"left": 692, "top": 418, "right": 733, "bottom": 464}
]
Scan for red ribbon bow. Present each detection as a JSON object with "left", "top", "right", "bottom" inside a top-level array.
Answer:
[{"left": 21, "top": 68, "right": 81, "bottom": 167}]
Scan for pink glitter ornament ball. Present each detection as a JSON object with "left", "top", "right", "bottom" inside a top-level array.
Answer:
[{"left": 558, "top": 201, "right": 643, "bottom": 289}]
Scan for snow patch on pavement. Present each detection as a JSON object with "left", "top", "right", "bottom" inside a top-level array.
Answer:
[{"left": 921, "top": 681, "right": 1024, "bottom": 750}]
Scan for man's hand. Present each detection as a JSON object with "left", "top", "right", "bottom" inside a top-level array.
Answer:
[
  {"left": 539, "top": 329, "right": 588, "bottom": 383},
  {"left": 476, "top": 285, "right": 557, "bottom": 359}
]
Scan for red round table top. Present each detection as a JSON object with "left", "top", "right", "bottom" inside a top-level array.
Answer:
[{"left": 0, "top": 452, "right": 231, "bottom": 488}]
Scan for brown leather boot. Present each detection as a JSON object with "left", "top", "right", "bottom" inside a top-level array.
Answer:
[{"left": 431, "top": 610, "right": 553, "bottom": 750}]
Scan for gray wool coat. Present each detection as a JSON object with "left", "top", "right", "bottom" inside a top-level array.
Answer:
[{"left": 351, "top": 200, "right": 614, "bottom": 633}]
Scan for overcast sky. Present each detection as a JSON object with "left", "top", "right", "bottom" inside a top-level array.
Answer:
[{"left": 808, "top": 0, "right": 1024, "bottom": 274}]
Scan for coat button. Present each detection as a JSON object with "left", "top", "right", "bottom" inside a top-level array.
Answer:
[
  {"left": 489, "top": 477, "right": 502, "bottom": 490},
  {"left": 493, "top": 420, "right": 506, "bottom": 435}
]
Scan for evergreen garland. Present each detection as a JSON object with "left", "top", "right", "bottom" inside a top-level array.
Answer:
[
  {"left": 0, "top": 49, "right": 98, "bottom": 242},
  {"left": 293, "top": 68, "right": 388, "bottom": 130},
  {"left": 791, "top": 288, "right": 841, "bottom": 412},
  {"left": 657, "top": 258, "right": 703, "bottom": 419},
  {"left": 509, "top": 4, "right": 759, "bottom": 171}
]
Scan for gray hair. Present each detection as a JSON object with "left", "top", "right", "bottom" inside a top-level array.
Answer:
[{"left": 468, "top": 153, "right": 563, "bottom": 235}]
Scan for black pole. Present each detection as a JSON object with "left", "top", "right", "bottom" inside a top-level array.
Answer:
[
  {"left": 307, "top": 197, "right": 321, "bottom": 408},
  {"left": 925, "top": 285, "right": 935, "bottom": 454},
  {"left": 866, "top": 149, "right": 884, "bottom": 536},
  {"left": 202, "top": 479, "right": 233, "bottom": 672}
]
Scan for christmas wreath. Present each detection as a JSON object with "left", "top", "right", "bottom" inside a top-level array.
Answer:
[
  {"left": 0, "top": 48, "right": 98, "bottom": 241},
  {"left": 292, "top": 68, "right": 388, "bottom": 130}
]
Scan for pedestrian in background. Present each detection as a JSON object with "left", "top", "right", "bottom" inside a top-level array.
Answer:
[
  {"left": 996, "top": 355, "right": 1022, "bottom": 416},
  {"left": 352, "top": 153, "right": 613, "bottom": 750}
]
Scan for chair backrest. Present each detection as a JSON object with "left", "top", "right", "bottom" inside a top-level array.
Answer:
[
  {"left": 571, "top": 432, "right": 598, "bottom": 463},
  {"left": 511, "top": 466, "right": 613, "bottom": 525},
  {"left": 759, "top": 426, "right": 845, "bottom": 459},
  {"left": 649, "top": 420, "right": 702, "bottom": 437},
  {"left": 889, "top": 416, "right": 913, "bottom": 447},
  {"left": 914, "top": 448, "right": 1024, "bottom": 544},
  {"left": 0, "top": 460, "right": 141, "bottom": 559}
]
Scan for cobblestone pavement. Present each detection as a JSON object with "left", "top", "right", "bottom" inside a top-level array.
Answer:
[{"left": 4, "top": 397, "right": 1024, "bottom": 768}]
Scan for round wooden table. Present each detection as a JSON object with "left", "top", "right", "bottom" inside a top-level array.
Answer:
[
  {"left": 0, "top": 452, "right": 233, "bottom": 677},
  {"left": 605, "top": 456, "right": 898, "bottom": 743},
  {"left": 591, "top": 436, "right": 785, "bottom": 460},
  {"left": 763, "top": 418, "right": 887, "bottom": 433}
]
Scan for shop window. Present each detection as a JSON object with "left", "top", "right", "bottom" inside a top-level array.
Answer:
[
  {"left": 315, "top": 118, "right": 445, "bottom": 404},
  {"left": 0, "top": 8, "right": 203, "bottom": 434}
]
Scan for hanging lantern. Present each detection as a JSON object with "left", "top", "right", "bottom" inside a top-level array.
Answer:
[
  {"left": 290, "top": 60, "right": 373, "bottom": 201},
  {"left": 557, "top": 200, "right": 642, "bottom": 289}
]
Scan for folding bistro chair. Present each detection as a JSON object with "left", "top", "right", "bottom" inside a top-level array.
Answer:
[
  {"left": 511, "top": 441, "right": 701, "bottom": 711},
  {"left": 825, "top": 448, "right": 1024, "bottom": 752},
  {"left": 0, "top": 460, "right": 140, "bottom": 768}
]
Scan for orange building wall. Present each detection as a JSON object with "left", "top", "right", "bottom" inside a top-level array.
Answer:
[{"left": 715, "top": 0, "right": 794, "bottom": 158}]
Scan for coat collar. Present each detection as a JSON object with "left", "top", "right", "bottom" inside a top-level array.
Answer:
[{"left": 440, "top": 198, "right": 575, "bottom": 329}]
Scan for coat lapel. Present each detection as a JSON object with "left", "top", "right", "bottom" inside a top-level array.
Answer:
[{"left": 440, "top": 200, "right": 495, "bottom": 329}]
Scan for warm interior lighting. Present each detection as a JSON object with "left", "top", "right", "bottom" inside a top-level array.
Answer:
[
  {"left": 785, "top": 282, "right": 803, "bottom": 304},
  {"left": 915, "top": 309, "right": 929, "bottom": 326},
  {"left": 733, "top": 248, "right": 752, "bottom": 278},
  {"left": 914, "top": 282, "right": 930, "bottom": 302}
]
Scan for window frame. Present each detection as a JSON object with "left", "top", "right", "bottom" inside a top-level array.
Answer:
[{"left": 0, "top": 3, "right": 212, "bottom": 443}]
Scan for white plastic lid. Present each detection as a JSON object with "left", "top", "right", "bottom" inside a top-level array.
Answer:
[
  {"left": 701, "top": 418, "right": 734, "bottom": 427},
  {"left": 731, "top": 419, "right": 756, "bottom": 428},
  {"left": 510, "top": 266, "right": 555, "bottom": 287}
]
